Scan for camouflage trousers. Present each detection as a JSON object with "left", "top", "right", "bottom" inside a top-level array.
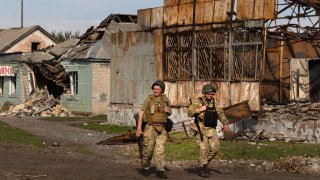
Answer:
[
  {"left": 197, "top": 126, "right": 220, "bottom": 167},
  {"left": 141, "top": 124, "right": 167, "bottom": 171}
]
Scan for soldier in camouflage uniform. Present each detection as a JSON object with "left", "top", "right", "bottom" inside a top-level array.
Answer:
[
  {"left": 188, "top": 84, "right": 230, "bottom": 178},
  {"left": 136, "top": 80, "right": 171, "bottom": 179}
]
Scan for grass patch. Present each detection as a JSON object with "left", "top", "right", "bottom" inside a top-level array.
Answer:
[
  {"left": 0, "top": 121, "right": 44, "bottom": 148},
  {"left": 165, "top": 132, "right": 320, "bottom": 161},
  {"left": 72, "top": 122, "right": 135, "bottom": 134},
  {"left": 220, "top": 140, "right": 320, "bottom": 161},
  {"left": 40, "top": 115, "right": 108, "bottom": 122},
  {"left": 40, "top": 116, "right": 83, "bottom": 122}
]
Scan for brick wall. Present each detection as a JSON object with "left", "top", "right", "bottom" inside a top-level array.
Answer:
[
  {"left": 91, "top": 63, "right": 110, "bottom": 115},
  {"left": 6, "top": 30, "right": 56, "bottom": 53}
]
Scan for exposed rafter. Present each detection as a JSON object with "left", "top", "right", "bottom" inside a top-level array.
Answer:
[{"left": 267, "top": 0, "right": 320, "bottom": 46}]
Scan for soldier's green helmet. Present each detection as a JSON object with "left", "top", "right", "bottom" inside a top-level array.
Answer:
[
  {"left": 202, "top": 84, "right": 216, "bottom": 94},
  {"left": 151, "top": 80, "right": 165, "bottom": 92}
]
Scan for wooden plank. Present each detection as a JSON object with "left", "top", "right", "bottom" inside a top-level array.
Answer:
[
  {"left": 164, "top": 0, "right": 179, "bottom": 6},
  {"left": 215, "top": 82, "right": 230, "bottom": 108},
  {"left": 195, "top": 1, "right": 205, "bottom": 24},
  {"left": 253, "top": 0, "right": 265, "bottom": 19},
  {"left": 164, "top": 5, "right": 179, "bottom": 26},
  {"left": 213, "top": 0, "right": 230, "bottom": 22},
  {"left": 165, "top": 81, "right": 178, "bottom": 106},
  {"left": 243, "top": 0, "right": 254, "bottom": 19},
  {"left": 180, "top": 0, "right": 194, "bottom": 5},
  {"left": 230, "top": 82, "right": 260, "bottom": 111},
  {"left": 196, "top": 1, "right": 215, "bottom": 24},
  {"left": 177, "top": 81, "right": 193, "bottom": 106},
  {"left": 237, "top": 0, "right": 245, "bottom": 19},
  {"left": 178, "top": 3, "right": 194, "bottom": 25},
  {"left": 223, "top": 101, "right": 252, "bottom": 124},
  {"left": 223, "top": 0, "right": 232, "bottom": 21},
  {"left": 203, "top": 1, "right": 215, "bottom": 24},
  {"left": 137, "top": 8, "right": 151, "bottom": 30},
  {"left": 151, "top": 7, "right": 163, "bottom": 29},
  {"left": 264, "top": 0, "right": 276, "bottom": 20}
]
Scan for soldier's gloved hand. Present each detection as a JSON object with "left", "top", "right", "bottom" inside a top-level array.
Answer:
[
  {"left": 136, "top": 128, "right": 143, "bottom": 138},
  {"left": 199, "top": 105, "right": 207, "bottom": 112}
]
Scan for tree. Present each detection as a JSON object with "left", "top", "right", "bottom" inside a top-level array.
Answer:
[{"left": 50, "top": 30, "right": 80, "bottom": 43}]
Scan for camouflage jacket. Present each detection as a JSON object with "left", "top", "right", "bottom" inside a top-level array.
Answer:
[{"left": 188, "top": 96, "right": 228, "bottom": 125}]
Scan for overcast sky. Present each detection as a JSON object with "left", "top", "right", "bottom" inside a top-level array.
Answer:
[{"left": 0, "top": 0, "right": 163, "bottom": 34}]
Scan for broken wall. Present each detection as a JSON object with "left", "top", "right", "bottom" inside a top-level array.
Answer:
[
  {"left": 0, "top": 54, "right": 34, "bottom": 108},
  {"left": 263, "top": 39, "right": 320, "bottom": 103}
]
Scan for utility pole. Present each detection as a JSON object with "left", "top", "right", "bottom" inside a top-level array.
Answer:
[{"left": 21, "top": 0, "right": 23, "bottom": 28}]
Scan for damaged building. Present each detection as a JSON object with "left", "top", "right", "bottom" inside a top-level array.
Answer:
[
  {"left": 0, "top": 26, "right": 57, "bottom": 108},
  {"left": 108, "top": 0, "right": 320, "bottom": 142},
  {"left": 11, "top": 14, "right": 138, "bottom": 116}
]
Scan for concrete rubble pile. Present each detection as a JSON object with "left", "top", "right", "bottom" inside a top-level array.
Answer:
[
  {"left": 255, "top": 101, "right": 320, "bottom": 142},
  {"left": 6, "top": 89, "right": 73, "bottom": 117}
]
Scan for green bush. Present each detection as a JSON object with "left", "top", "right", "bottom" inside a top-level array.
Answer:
[{"left": 1, "top": 101, "right": 15, "bottom": 112}]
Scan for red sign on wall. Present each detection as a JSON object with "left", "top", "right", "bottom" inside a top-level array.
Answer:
[{"left": 0, "top": 66, "right": 14, "bottom": 76}]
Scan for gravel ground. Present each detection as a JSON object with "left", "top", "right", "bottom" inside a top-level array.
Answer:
[{"left": 1, "top": 116, "right": 320, "bottom": 180}]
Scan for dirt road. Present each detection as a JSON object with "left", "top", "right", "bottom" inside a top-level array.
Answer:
[{"left": 0, "top": 117, "right": 319, "bottom": 180}]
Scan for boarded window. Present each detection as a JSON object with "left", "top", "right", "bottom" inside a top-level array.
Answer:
[
  {"left": 69, "top": 72, "right": 78, "bottom": 95},
  {"left": 9, "top": 76, "right": 16, "bottom": 95}
]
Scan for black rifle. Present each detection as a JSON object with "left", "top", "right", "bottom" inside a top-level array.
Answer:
[{"left": 194, "top": 116, "right": 203, "bottom": 142}]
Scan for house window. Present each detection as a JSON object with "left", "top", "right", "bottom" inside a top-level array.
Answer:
[
  {"left": 0, "top": 77, "right": 4, "bottom": 95},
  {"left": 31, "top": 42, "right": 40, "bottom": 51},
  {"left": 69, "top": 72, "right": 78, "bottom": 95},
  {"left": 28, "top": 73, "right": 36, "bottom": 93},
  {"left": 9, "top": 76, "right": 17, "bottom": 95}
]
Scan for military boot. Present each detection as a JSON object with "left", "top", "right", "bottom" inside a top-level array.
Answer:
[
  {"left": 140, "top": 168, "right": 150, "bottom": 177},
  {"left": 200, "top": 164, "right": 209, "bottom": 178},
  {"left": 156, "top": 171, "right": 168, "bottom": 179}
]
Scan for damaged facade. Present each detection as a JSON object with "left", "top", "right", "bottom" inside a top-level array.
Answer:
[
  {"left": 3, "top": 14, "right": 138, "bottom": 116},
  {"left": 108, "top": 0, "right": 320, "bottom": 142},
  {"left": 0, "top": 26, "right": 57, "bottom": 108}
]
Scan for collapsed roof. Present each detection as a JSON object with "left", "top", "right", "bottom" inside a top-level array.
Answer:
[{"left": 18, "top": 14, "right": 137, "bottom": 97}]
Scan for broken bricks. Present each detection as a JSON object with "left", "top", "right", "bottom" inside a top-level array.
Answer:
[{"left": 6, "top": 88, "right": 72, "bottom": 117}]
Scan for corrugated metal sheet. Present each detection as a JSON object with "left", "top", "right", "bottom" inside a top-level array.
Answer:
[
  {"left": 110, "top": 31, "right": 156, "bottom": 104},
  {"left": 49, "top": 38, "right": 80, "bottom": 57},
  {"left": 61, "top": 22, "right": 138, "bottom": 60},
  {"left": 20, "top": 51, "right": 55, "bottom": 62}
]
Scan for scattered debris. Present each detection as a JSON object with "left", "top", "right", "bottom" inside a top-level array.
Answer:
[
  {"left": 256, "top": 101, "right": 320, "bottom": 142},
  {"left": 6, "top": 88, "right": 73, "bottom": 117},
  {"left": 96, "top": 132, "right": 137, "bottom": 145},
  {"left": 251, "top": 129, "right": 264, "bottom": 143}
]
